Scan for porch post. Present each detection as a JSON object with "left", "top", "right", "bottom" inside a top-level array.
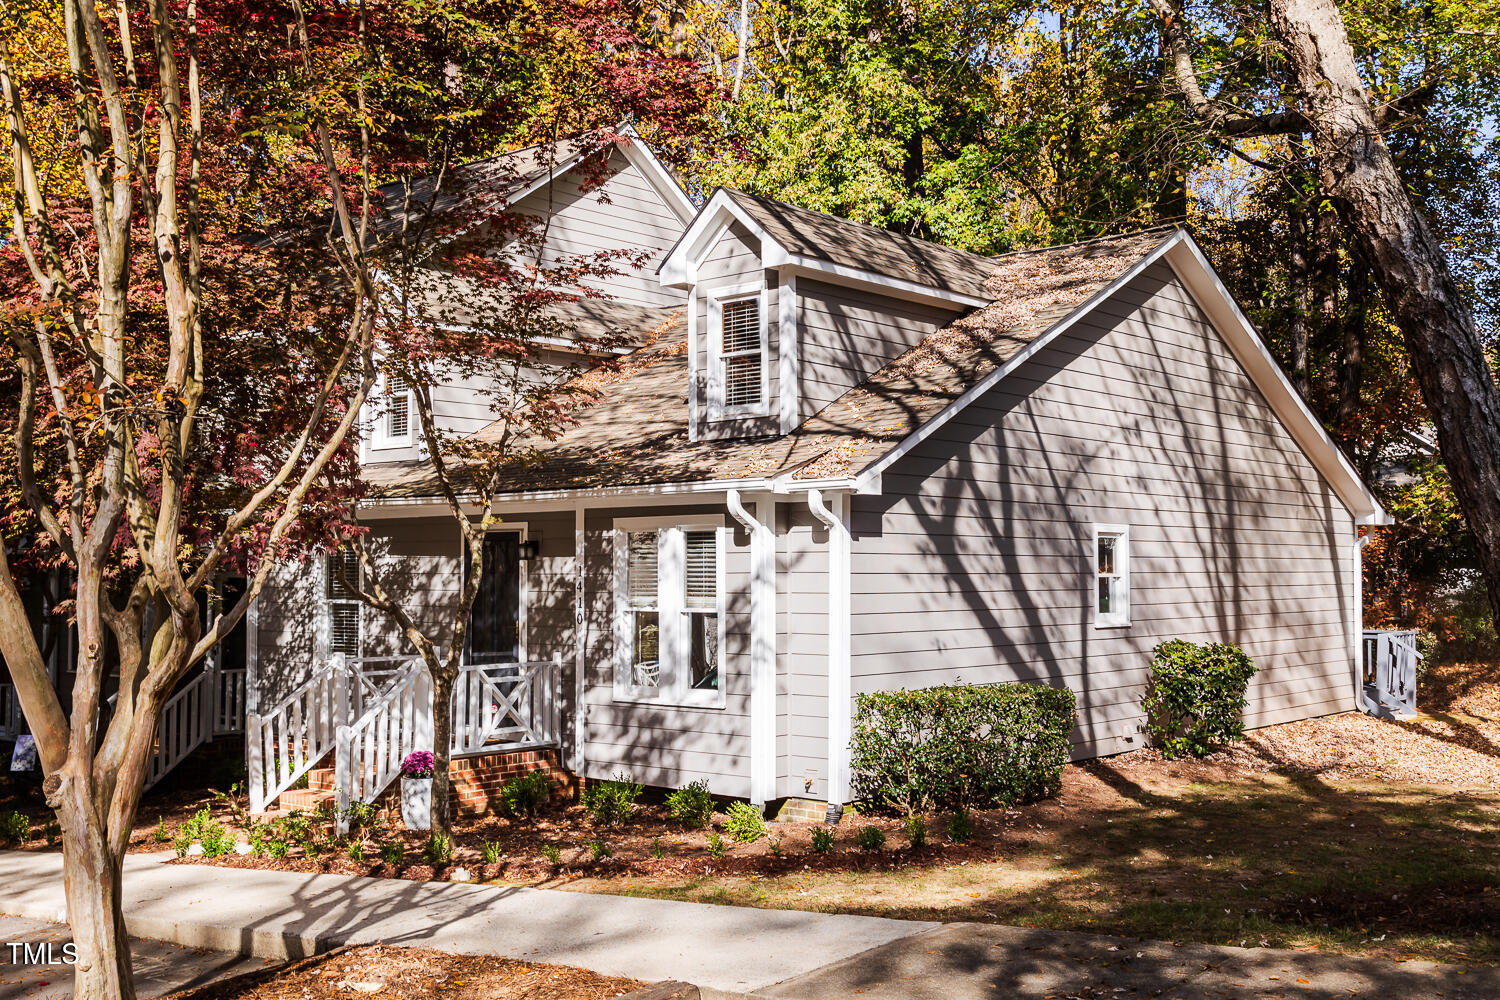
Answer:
[
  {"left": 573, "top": 503, "right": 588, "bottom": 777},
  {"left": 729, "top": 490, "right": 777, "bottom": 809},
  {"left": 807, "top": 489, "right": 851, "bottom": 821}
]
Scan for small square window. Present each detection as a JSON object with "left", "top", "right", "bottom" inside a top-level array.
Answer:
[{"left": 1094, "top": 525, "right": 1129, "bottom": 628}]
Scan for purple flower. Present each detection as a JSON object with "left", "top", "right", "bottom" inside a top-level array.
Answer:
[{"left": 401, "top": 751, "right": 436, "bottom": 779}]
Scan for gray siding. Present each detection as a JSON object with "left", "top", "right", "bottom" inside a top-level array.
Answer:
[
  {"left": 695, "top": 222, "right": 780, "bottom": 439},
  {"left": 797, "top": 280, "right": 958, "bottom": 421},
  {"left": 849, "top": 261, "right": 1355, "bottom": 759},
  {"left": 776, "top": 504, "right": 830, "bottom": 800}
]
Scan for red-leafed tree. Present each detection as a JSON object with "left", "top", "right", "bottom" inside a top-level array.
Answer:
[{"left": 0, "top": 1, "right": 711, "bottom": 997}]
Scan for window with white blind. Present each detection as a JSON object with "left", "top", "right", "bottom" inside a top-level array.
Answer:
[
  {"left": 325, "top": 549, "right": 362, "bottom": 657},
  {"left": 709, "top": 287, "right": 767, "bottom": 417},
  {"left": 613, "top": 518, "right": 724, "bottom": 706},
  {"left": 372, "top": 371, "right": 413, "bottom": 448},
  {"left": 1093, "top": 524, "right": 1130, "bottom": 628}
]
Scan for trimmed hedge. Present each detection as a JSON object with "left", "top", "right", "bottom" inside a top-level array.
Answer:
[
  {"left": 850, "top": 682, "right": 1077, "bottom": 814},
  {"left": 1141, "top": 638, "right": 1257, "bottom": 758}
]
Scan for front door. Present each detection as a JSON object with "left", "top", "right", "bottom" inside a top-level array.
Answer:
[{"left": 465, "top": 532, "right": 521, "bottom": 664}]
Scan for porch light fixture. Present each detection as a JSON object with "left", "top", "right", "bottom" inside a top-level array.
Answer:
[{"left": 518, "top": 538, "right": 541, "bottom": 562}]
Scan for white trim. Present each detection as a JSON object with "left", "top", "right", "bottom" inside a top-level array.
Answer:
[
  {"left": 244, "top": 582, "right": 261, "bottom": 715},
  {"left": 1091, "top": 523, "right": 1130, "bottom": 629},
  {"left": 780, "top": 255, "right": 988, "bottom": 310},
  {"left": 706, "top": 281, "right": 771, "bottom": 419},
  {"left": 369, "top": 371, "right": 414, "bottom": 451},
  {"left": 574, "top": 503, "right": 588, "bottom": 774},
  {"left": 727, "top": 490, "right": 776, "bottom": 807},
  {"left": 851, "top": 230, "right": 1388, "bottom": 525},
  {"left": 460, "top": 521, "right": 529, "bottom": 663},
  {"left": 807, "top": 489, "right": 851, "bottom": 810},
  {"left": 687, "top": 286, "right": 700, "bottom": 442},
  {"left": 611, "top": 514, "right": 728, "bottom": 709},
  {"left": 615, "top": 129, "right": 698, "bottom": 224},
  {"left": 778, "top": 272, "right": 800, "bottom": 434},
  {"left": 359, "top": 477, "right": 780, "bottom": 517},
  {"left": 1352, "top": 526, "right": 1371, "bottom": 711}
]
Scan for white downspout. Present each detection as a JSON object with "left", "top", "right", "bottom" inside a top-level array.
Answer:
[
  {"left": 807, "top": 488, "right": 851, "bottom": 821},
  {"left": 1352, "top": 526, "right": 1371, "bottom": 710},
  {"left": 728, "top": 489, "right": 776, "bottom": 809}
]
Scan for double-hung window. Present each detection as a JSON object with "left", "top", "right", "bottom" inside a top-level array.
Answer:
[
  {"left": 709, "top": 286, "right": 767, "bottom": 417},
  {"left": 1093, "top": 524, "right": 1130, "bottom": 628},
  {"left": 372, "top": 372, "right": 413, "bottom": 448},
  {"left": 614, "top": 518, "right": 724, "bottom": 706},
  {"left": 325, "top": 549, "right": 362, "bottom": 657}
]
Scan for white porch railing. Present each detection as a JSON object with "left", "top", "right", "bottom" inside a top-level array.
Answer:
[
  {"left": 214, "top": 668, "right": 247, "bottom": 736},
  {"left": 247, "top": 655, "right": 353, "bottom": 813},
  {"left": 0, "top": 683, "right": 24, "bottom": 742},
  {"left": 145, "top": 670, "right": 217, "bottom": 788},
  {"left": 335, "top": 660, "right": 431, "bottom": 829},
  {"left": 1361, "top": 629, "right": 1420, "bottom": 720}
]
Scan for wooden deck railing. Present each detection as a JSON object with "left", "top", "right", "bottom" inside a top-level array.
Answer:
[{"left": 1361, "top": 629, "right": 1420, "bottom": 719}]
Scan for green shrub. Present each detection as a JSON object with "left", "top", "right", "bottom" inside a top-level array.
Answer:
[
  {"left": 267, "top": 838, "right": 290, "bottom": 859},
  {"left": 947, "top": 809, "right": 973, "bottom": 844},
  {"left": 0, "top": 810, "right": 30, "bottom": 845},
  {"left": 767, "top": 834, "right": 782, "bottom": 857},
  {"left": 811, "top": 827, "right": 834, "bottom": 853},
  {"left": 541, "top": 843, "right": 562, "bottom": 865},
  {"left": 346, "top": 840, "right": 366, "bottom": 862},
  {"left": 706, "top": 832, "right": 726, "bottom": 858},
  {"left": 1141, "top": 639, "right": 1258, "bottom": 758},
  {"left": 499, "top": 771, "right": 550, "bottom": 819},
  {"left": 152, "top": 816, "right": 170, "bottom": 844},
  {"left": 482, "top": 840, "right": 503, "bottom": 864},
  {"left": 173, "top": 829, "right": 193, "bottom": 858},
  {"left": 850, "top": 682, "right": 1076, "bottom": 813},
  {"left": 424, "top": 831, "right": 453, "bottom": 866},
  {"left": 855, "top": 825, "right": 886, "bottom": 851},
  {"left": 723, "top": 802, "right": 766, "bottom": 843},
  {"left": 904, "top": 815, "right": 927, "bottom": 848},
  {"left": 339, "top": 802, "right": 378, "bottom": 834},
  {"left": 588, "top": 838, "right": 612, "bottom": 861},
  {"left": 666, "top": 780, "right": 714, "bottom": 829},
  {"left": 582, "top": 774, "right": 642, "bottom": 827},
  {"left": 379, "top": 841, "right": 404, "bottom": 865}
]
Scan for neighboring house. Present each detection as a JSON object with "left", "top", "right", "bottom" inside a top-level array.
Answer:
[{"left": 2, "top": 135, "right": 1391, "bottom": 816}]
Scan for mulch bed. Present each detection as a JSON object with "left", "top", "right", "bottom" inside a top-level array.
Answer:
[{"left": 159, "top": 945, "right": 645, "bottom": 1000}]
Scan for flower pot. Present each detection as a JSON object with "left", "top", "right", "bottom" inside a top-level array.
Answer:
[{"left": 401, "top": 776, "right": 432, "bottom": 831}]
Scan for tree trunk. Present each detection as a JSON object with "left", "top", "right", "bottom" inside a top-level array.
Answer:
[
  {"left": 430, "top": 668, "right": 455, "bottom": 833},
  {"left": 50, "top": 776, "right": 134, "bottom": 1000},
  {"left": 1337, "top": 256, "right": 1369, "bottom": 431},
  {"left": 1287, "top": 206, "right": 1311, "bottom": 396},
  {"left": 1269, "top": 0, "right": 1500, "bottom": 634}
]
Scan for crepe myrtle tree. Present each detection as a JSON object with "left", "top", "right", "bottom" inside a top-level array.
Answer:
[
  {"left": 1145, "top": 0, "right": 1500, "bottom": 633},
  {"left": 0, "top": 1, "right": 408, "bottom": 996}
]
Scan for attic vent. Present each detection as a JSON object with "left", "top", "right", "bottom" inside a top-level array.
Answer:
[{"left": 719, "top": 297, "right": 762, "bottom": 409}]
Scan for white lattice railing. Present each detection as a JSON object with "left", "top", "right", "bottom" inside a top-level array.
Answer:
[
  {"left": 0, "top": 683, "right": 24, "bottom": 742},
  {"left": 452, "top": 654, "right": 562, "bottom": 757},
  {"left": 1361, "top": 629, "right": 1421, "bottom": 719}
]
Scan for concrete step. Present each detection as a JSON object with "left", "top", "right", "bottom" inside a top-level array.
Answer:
[{"left": 276, "top": 787, "right": 336, "bottom": 813}]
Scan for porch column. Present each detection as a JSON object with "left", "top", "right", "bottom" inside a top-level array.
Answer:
[
  {"left": 573, "top": 503, "right": 588, "bottom": 776},
  {"left": 729, "top": 490, "right": 777, "bottom": 808},
  {"left": 807, "top": 489, "right": 851, "bottom": 820}
]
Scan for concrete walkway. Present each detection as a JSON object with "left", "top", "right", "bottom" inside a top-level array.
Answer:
[{"left": 1, "top": 850, "right": 1495, "bottom": 999}]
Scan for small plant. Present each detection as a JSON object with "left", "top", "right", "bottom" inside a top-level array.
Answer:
[
  {"left": 1141, "top": 639, "right": 1258, "bottom": 759},
  {"left": 424, "top": 830, "right": 453, "bottom": 866},
  {"left": 173, "top": 829, "right": 193, "bottom": 859},
  {"left": 499, "top": 770, "right": 551, "bottom": 819},
  {"left": 152, "top": 816, "right": 170, "bottom": 844},
  {"left": 0, "top": 810, "right": 30, "bottom": 845},
  {"left": 340, "top": 801, "right": 379, "bottom": 834},
  {"left": 767, "top": 835, "right": 783, "bottom": 857},
  {"left": 811, "top": 827, "right": 834, "bottom": 853},
  {"left": 302, "top": 835, "right": 326, "bottom": 858},
  {"left": 947, "top": 809, "right": 973, "bottom": 844},
  {"left": 347, "top": 840, "right": 366, "bottom": 862},
  {"left": 904, "top": 815, "right": 928, "bottom": 848},
  {"left": 247, "top": 823, "right": 272, "bottom": 857},
  {"left": 541, "top": 843, "right": 562, "bottom": 865},
  {"left": 723, "top": 801, "right": 767, "bottom": 843},
  {"left": 379, "top": 841, "right": 405, "bottom": 865},
  {"left": 482, "top": 840, "right": 503, "bottom": 865},
  {"left": 267, "top": 838, "right": 290, "bottom": 860},
  {"left": 855, "top": 825, "right": 886, "bottom": 851},
  {"left": 588, "top": 838, "right": 612, "bottom": 861},
  {"left": 650, "top": 836, "right": 664, "bottom": 859},
  {"left": 666, "top": 779, "right": 714, "bottom": 829},
  {"left": 401, "top": 750, "right": 436, "bottom": 779},
  {"left": 581, "top": 773, "right": 642, "bottom": 827},
  {"left": 705, "top": 832, "right": 726, "bottom": 858}
]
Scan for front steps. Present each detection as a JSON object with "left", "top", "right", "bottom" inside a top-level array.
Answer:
[{"left": 272, "top": 764, "right": 337, "bottom": 813}]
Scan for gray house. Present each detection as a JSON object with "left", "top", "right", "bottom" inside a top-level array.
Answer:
[{"left": 233, "top": 137, "right": 1388, "bottom": 817}]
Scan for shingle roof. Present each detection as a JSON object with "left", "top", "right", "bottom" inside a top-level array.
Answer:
[
  {"left": 722, "top": 190, "right": 998, "bottom": 299},
  {"left": 366, "top": 225, "right": 1178, "bottom": 500}
]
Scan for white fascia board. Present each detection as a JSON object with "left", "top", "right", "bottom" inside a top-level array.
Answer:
[
  {"left": 357, "top": 476, "right": 778, "bottom": 517},
  {"left": 615, "top": 132, "right": 698, "bottom": 225},
  {"left": 659, "top": 189, "right": 787, "bottom": 288},
  {"left": 851, "top": 231, "right": 1185, "bottom": 493},
  {"left": 1162, "top": 237, "right": 1390, "bottom": 525},
  {"left": 781, "top": 255, "right": 990, "bottom": 310}
]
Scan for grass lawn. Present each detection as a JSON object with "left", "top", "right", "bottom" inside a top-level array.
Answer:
[{"left": 567, "top": 752, "right": 1500, "bottom": 967}]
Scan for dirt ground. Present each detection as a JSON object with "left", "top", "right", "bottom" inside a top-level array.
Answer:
[{"left": 157, "top": 946, "right": 644, "bottom": 1000}]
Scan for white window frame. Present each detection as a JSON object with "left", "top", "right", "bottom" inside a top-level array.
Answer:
[
  {"left": 324, "top": 549, "right": 363, "bottom": 658},
  {"left": 1092, "top": 523, "right": 1130, "bottom": 628},
  {"left": 370, "top": 371, "right": 414, "bottom": 449},
  {"left": 612, "top": 514, "right": 727, "bottom": 709},
  {"left": 706, "top": 282, "right": 770, "bottom": 420}
]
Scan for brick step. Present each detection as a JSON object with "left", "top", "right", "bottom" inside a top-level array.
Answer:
[
  {"left": 276, "top": 787, "right": 337, "bottom": 812},
  {"left": 306, "top": 767, "right": 336, "bottom": 791}
]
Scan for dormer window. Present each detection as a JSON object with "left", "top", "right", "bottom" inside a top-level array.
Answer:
[
  {"left": 372, "top": 372, "right": 413, "bottom": 448},
  {"left": 708, "top": 285, "right": 768, "bottom": 418}
]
